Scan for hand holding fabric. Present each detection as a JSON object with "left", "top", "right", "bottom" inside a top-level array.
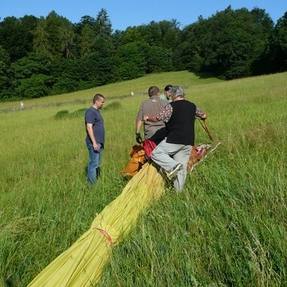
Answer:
[{"left": 135, "top": 133, "right": 143, "bottom": 144}]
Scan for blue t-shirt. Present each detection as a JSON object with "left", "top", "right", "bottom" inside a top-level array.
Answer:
[{"left": 85, "top": 107, "right": 105, "bottom": 146}]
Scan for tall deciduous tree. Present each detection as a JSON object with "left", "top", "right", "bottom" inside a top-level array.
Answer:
[
  {"left": 33, "top": 19, "right": 51, "bottom": 57},
  {"left": 44, "top": 11, "right": 75, "bottom": 59},
  {"left": 80, "top": 24, "right": 96, "bottom": 56},
  {"left": 95, "top": 9, "right": 112, "bottom": 38},
  {"left": 146, "top": 46, "right": 173, "bottom": 73},
  {"left": 0, "top": 46, "right": 13, "bottom": 98},
  {"left": 146, "top": 20, "right": 181, "bottom": 49},
  {"left": 176, "top": 7, "right": 274, "bottom": 78},
  {"left": 273, "top": 11, "right": 287, "bottom": 70},
  {"left": 0, "top": 16, "right": 38, "bottom": 61},
  {"left": 115, "top": 41, "right": 148, "bottom": 80}
]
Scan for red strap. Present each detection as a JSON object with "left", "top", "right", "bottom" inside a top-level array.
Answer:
[
  {"left": 143, "top": 139, "right": 157, "bottom": 158},
  {"left": 96, "top": 228, "right": 113, "bottom": 245}
]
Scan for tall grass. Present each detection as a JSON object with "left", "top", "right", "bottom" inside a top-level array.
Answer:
[{"left": 0, "top": 71, "right": 286, "bottom": 286}]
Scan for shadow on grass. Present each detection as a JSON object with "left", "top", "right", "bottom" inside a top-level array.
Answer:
[{"left": 54, "top": 101, "right": 121, "bottom": 120}]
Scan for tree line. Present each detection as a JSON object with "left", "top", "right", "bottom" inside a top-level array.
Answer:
[{"left": 0, "top": 7, "right": 286, "bottom": 100}]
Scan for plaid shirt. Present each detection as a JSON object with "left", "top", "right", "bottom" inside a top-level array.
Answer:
[{"left": 149, "top": 102, "right": 206, "bottom": 122}]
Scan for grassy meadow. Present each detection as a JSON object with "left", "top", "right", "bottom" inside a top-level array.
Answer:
[{"left": 0, "top": 71, "right": 286, "bottom": 286}]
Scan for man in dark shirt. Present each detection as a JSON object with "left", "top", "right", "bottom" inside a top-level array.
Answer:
[
  {"left": 145, "top": 86, "right": 206, "bottom": 191},
  {"left": 85, "top": 93, "right": 105, "bottom": 184}
]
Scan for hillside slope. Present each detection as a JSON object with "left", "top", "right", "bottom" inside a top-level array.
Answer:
[{"left": 0, "top": 71, "right": 286, "bottom": 286}]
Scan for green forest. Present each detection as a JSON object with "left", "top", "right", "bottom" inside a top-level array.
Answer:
[{"left": 0, "top": 6, "right": 286, "bottom": 100}]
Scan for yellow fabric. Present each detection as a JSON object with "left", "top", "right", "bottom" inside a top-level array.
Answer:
[{"left": 28, "top": 163, "right": 165, "bottom": 287}]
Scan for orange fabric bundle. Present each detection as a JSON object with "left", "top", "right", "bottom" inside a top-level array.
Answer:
[
  {"left": 122, "top": 143, "right": 215, "bottom": 177},
  {"left": 121, "top": 145, "right": 146, "bottom": 177},
  {"left": 187, "top": 145, "right": 209, "bottom": 171}
]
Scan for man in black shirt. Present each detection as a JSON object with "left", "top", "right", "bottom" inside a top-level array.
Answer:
[{"left": 144, "top": 86, "right": 206, "bottom": 191}]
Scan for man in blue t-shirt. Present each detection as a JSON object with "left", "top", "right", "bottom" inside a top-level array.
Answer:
[{"left": 85, "top": 93, "right": 105, "bottom": 184}]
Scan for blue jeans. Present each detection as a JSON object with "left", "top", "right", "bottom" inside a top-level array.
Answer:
[{"left": 86, "top": 142, "right": 103, "bottom": 184}]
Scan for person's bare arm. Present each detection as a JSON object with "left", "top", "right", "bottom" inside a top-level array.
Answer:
[
  {"left": 135, "top": 119, "right": 143, "bottom": 134},
  {"left": 135, "top": 104, "right": 144, "bottom": 143},
  {"left": 196, "top": 108, "right": 207, "bottom": 120},
  {"left": 86, "top": 123, "right": 100, "bottom": 151}
]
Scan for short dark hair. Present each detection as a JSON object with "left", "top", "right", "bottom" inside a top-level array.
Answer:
[
  {"left": 93, "top": 93, "right": 105, "bottom": 104},
  {"left": 164, "top": 84, "right": 173, "bottom": 92},
  {"left": 148, "top": 86, "right": 160, "bottom": 97}
]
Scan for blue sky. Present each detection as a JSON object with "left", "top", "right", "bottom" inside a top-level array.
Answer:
[{"left": 1, "top": 0, "right": 286, "bottom": 30}]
